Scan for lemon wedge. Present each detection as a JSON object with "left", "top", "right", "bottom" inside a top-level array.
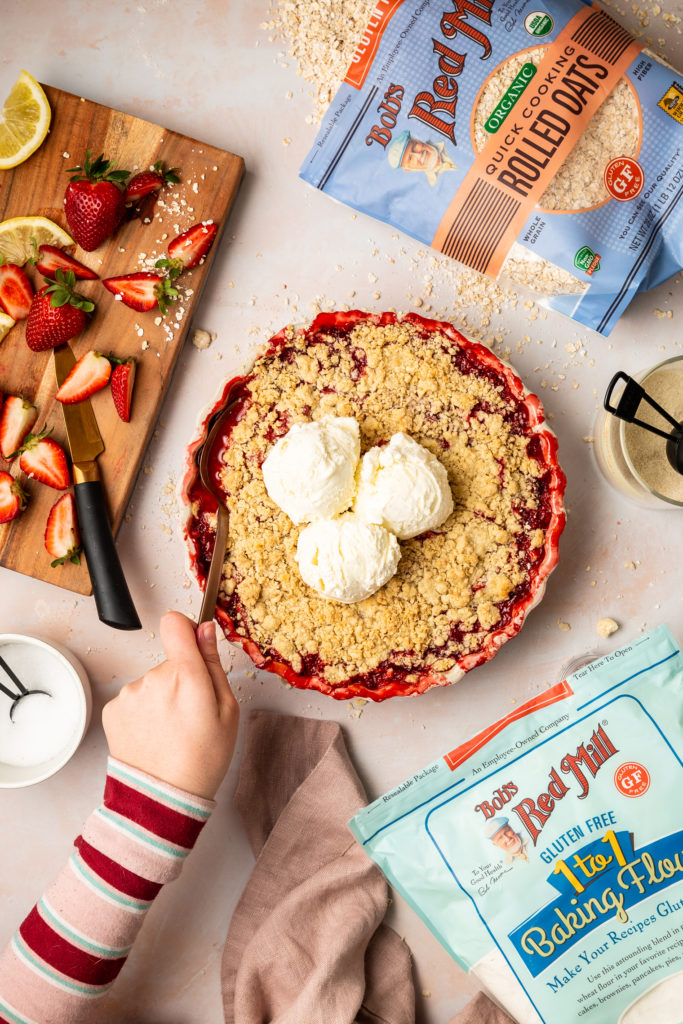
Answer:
[
  {"left": 0, "top": 216, "right": 74, "bottom": 265},
  {"left": 0, "top": 71, "right": 51, "bottom": 171},
  {"left": 0, "top": 311, "right": 15, "bottom": 344}
]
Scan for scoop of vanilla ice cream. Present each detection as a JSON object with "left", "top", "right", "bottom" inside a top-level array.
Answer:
[
  {"left": 262, "top": 416, "right": 360, "bottom": 524},
  {"left": 353, "top": 432, "right": 453, "bottom": 539},
  {"left": 296, "top": 515, "right": 401, "bottom": 603}
]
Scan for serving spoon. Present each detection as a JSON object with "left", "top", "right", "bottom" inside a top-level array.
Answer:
[
  {"left": 0, "top": 653, "right": 51, "bottom": 722},
  {"left": 196, "top": 407, "right": 233, "bottom": 625}
]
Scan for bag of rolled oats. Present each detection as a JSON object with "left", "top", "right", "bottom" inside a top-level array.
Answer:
[
  {"left": 300, "top": 1, "right": 683, "bottom": 335},
  {"left": 350, "top": 625, "right": 683, "bottom": 1024}
]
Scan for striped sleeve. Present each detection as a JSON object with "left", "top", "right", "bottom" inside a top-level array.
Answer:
[{"left": 0, "top": 758, "right": 214, "bottom": 1024}]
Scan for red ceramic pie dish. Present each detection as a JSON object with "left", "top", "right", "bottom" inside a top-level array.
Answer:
[{"left": 181, "top": 310, "right": 566, "bottom": 702}]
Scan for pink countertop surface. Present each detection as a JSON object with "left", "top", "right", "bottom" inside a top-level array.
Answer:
[{"left": 2, "top": 2, "right": 683, "bottom": 1021}]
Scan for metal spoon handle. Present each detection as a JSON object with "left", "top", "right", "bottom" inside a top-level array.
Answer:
[
  {"left": 0, "top": 678, "right": 19, "bottom": 701},
  {"left": 0, "top": 654, "right": 28, "bottom": 694},
  {"left": 199, "top": 506, "right": 230, "bottom": 625}
]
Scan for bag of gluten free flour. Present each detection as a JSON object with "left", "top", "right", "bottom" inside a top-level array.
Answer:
[
  {"left": 300, "top": 1, "right": 683, "bottom": 335},
  {"left": 350, "top": 625, "right": 683, "bottom": 1024}
]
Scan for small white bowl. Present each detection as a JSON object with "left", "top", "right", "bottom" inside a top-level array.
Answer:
[{"left": 0, "top": 634, "right": 92, "bottom": 789}]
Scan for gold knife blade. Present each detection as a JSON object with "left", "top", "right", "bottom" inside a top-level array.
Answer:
[{"left": 53, "top": 344, "right": 104, "bottom": 466}]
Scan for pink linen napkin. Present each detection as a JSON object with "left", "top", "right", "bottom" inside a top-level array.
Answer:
[{"left": 221, "top": 710, "right": 514, "bottom": 1024}]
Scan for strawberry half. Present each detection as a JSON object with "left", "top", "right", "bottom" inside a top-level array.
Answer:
[
  {"left": 45, "top": 493, "right": 82, "bottom": 567},
  {"left": 0, "top": 471, "right": 28, "bottom": 524},
  {"left": 32, "top": 244, "right": 99, "bottom": 281},
  {"left": 0, "top": 263, "right": 34, "bottom": 320},
  {"left": 124, "top": 160, "right": 180, "bottom": 202},
  {"left": 158, "top": 221, "right": 218, "bottom": 273},
  {"left": 55, "top": 350, "right": 111, "bottom": 404},
  {"left": 110, "top": 357, "right": 136, "bottom": 422},
  {"left": 65, "top": 150, "right": 130, "bottom": 252},
  {"left": 0, "top": 396, "right": 38, "bottom": 460},
  {"left": 18, "top": 431, "right": 70, "bottom": 489},
  {"left": 102, "top": 271, "right": 178, "bottom": 315},
  {"left": 25, "top": 270, "right": 94, "bottom": 352}
]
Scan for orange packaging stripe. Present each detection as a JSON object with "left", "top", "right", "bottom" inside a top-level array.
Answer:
[
  {"left": 443, "top": 680, "right": 574, "bottom": 772},
  {"left": 432, "top": 4, "right": 642, "bottom": 277},
  {"left": 344, "top": 0, "right": 405, "bottom": 90}
]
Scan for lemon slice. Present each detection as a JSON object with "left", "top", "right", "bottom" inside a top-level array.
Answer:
[
  {"left": 0, "top": 311, "right": 15, "bottom": 344},
  {"left": 0, "top": 216, "right": 74, "bottom": 265},
  {"left": 0, "top": 71, "right": 51, "bottom": 171}
]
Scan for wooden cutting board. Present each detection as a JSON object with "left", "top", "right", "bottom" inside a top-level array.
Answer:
[{"left": 0, "top": 84, "right": 244, "bottom": 595}]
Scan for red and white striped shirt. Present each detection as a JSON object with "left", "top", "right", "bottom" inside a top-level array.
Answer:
[{"left": 0, "top": 758, "right": 214, "bottom": 1024}]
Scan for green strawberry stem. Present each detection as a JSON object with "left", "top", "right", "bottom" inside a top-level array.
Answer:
[
  {"left": 67, "top": 149, "right": 130, "bottom": 188},
  {"left": 43, "top": 269, "right": 95, "bottom": 313}
]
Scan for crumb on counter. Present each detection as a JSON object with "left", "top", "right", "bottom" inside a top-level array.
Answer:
[{"left": 596, "top": 617, "right": 619, "bottom": 638}]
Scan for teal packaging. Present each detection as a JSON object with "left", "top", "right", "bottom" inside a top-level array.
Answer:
[{"left": 351, "top": 626, "right": 683, "bottom": 1023}]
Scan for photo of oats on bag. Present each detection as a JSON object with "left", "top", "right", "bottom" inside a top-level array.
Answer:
[
  {"left": 300, "top": 1, "right": 683, "bottom": 335},
  {"left": 351, "top": 626, "right": 683, "bottom": 1024}
]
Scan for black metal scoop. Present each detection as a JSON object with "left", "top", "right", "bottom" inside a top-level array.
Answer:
[
  {"left": 604, "top": 371, "right": 683, "bottom": 475},
  {"left": 0, "top": 654, "right": 51, "bottom": 722}
]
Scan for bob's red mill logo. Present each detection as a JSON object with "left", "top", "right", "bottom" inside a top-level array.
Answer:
[{"left": 474, "top": 725, "right": 618, "bottom": 844}]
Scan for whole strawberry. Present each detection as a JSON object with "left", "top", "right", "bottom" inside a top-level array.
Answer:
[
  {"left": 25, "top": 270, "right": 95, "bottom": 352},
  {"left": 65, "top": 150, "right": 130, "bottom": 251}
]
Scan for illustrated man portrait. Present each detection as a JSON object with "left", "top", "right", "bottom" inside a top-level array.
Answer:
[
  {"left": 387, "top": 129, "right": 457, "bottom": 186},
  {"left": 485, "top": 816, "right": 529, "bottom": 863}
]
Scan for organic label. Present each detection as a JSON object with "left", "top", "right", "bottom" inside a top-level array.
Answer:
[
  {"left": 484, "top": 63, "right": 537, "bottom": 134},
  {"left": 524, "top": 12, "right": 554, "bottom": 37},
  {"left": 574, "top": 245, "right": 601, "bottom": 275}
]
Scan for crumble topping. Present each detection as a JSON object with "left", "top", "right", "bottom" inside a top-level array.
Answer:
[{"left": 204, "top": 318, "right": 555, "bottom": 687}]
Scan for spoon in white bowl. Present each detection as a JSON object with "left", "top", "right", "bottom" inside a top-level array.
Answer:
[{"left": 0, "top": 653, "right": 51, "bottom": 722}]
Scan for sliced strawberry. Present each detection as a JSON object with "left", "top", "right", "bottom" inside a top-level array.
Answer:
[
  {"left": 45, "top": 493, "right": 82, "bottom": 566},
  {"left": 25, "top": 270, "right": 94, "bottom": 352},
  {"left": 0, "top": 263, "right": 34, "bottom": 320},
  {"left": 55, "top": 350, "right": 111, "bottom": 404},
  {"left": 65, "top": 150, "right": 130, "bottom": 251},
  {"left": 0, "top": 396, "right": 38, "bottom": 460},
  {"left": 161, "top": 221, "right": 217, "bottom": 272},
  {"left": 18, "top": 431, "right": 70, "bottom": 489},
  {"left": 0, "top": 471, "right": 28, "bottom": 524},
  {"left": 33, "top": 244, "right": 99, "bottom": 281},
  {"left": 124, "top": 161, "right": 180, "bottom": 202},
  {"left": 102, "top": 271, "right": 178, "bottom": 315},
  {"left": 110, "top": 357, "right": 136, "bottom": 422}
]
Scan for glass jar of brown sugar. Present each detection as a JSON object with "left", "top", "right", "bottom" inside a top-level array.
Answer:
[{"left": 594, "top": 355, "right": 683, "bottom": 509}]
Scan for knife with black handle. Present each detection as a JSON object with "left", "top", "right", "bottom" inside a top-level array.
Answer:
[{"left": 54, "top": 344, "right": 141, "bottom": 631}]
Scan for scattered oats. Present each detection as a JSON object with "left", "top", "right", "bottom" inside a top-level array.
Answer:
[
  {"left": 624, "top": 560, "right": 637, "bottom": 569},
  {"left": 582, "top": 436, "right": 594, "bottom": 443},
  {"left": 596, "top": 617, "right": 619, "bottom": 638},
  {"left": 142, "top": 340, "right": 150, "bottom": 350},
  {"left": 212, "top": 165, "right": 218, "bottom": 171},
  {"left": 368, "top": 272, "right": 377, "bottom": 283},
  {"left": 192, "top": 182, "right": 199, "bottom": 193},
  {"left": 282, "top": 137, "right": 292, "bottom": 145},
  {"left": 192, "top": 328, "right": 213, "bottom": 350},
  {"left": 557, "top": 620, "right": 571, "bottom": 631},
  {"left": 154, "top": 316, "right": 162, "bottom": 326},
  {"left": 62, "top": 151, "right": 70, "bottom": 159}
]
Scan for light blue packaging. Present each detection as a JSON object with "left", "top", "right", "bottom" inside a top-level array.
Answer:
[
  {"left": 351, "top": 626, "right": 683, "bottom": 1023},
  {"left": 300, "top": 1, "right": 683, "bottom": 336}
]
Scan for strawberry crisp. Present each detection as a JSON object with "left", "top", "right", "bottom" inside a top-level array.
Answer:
[{"left": 183, "top": 311, "right": 566, "bottom": 701}]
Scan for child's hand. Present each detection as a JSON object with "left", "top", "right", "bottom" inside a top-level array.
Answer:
[{"left": 102, "top": 612, "right": 239, "bottom": 799}]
